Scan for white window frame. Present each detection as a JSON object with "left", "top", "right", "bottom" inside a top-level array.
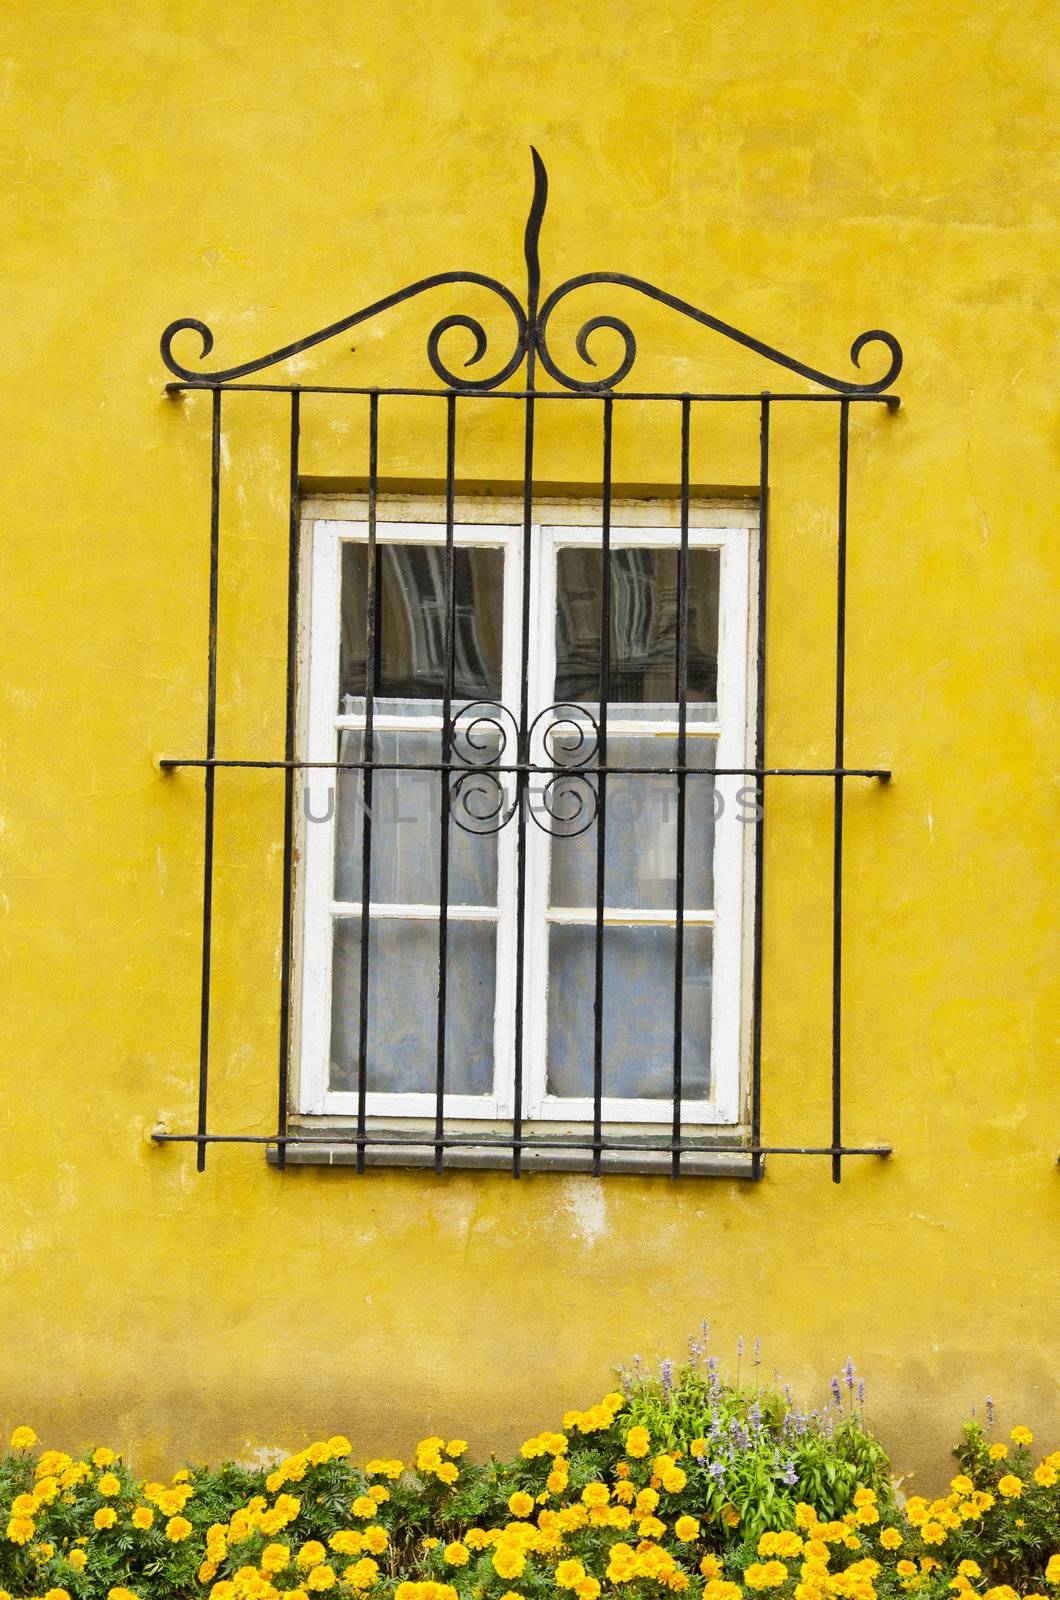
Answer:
[{"left": 296, "top": 508, "right": 753, "bottom": 1130}]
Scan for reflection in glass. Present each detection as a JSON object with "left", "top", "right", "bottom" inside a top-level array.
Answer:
[
  {"left": 330, "top": 917, "right": 496, "bottom": 1095},
  {"left": 339, "top": 543, "right": 503, "bottom": 709},
  {"left": 546, "top": 922, "right": 712, "bottom": 1099},
  {"left": 555, "top": 547, "right": 720, "bottom": 712}
]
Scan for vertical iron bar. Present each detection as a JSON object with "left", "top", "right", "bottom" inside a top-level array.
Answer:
[
  {"left": 275, "top": 388, "right": 301, "bottom": 1171},
  {"left": 512, "top": 386, "right": 536, "bottom": 1177},
  {"left": 591, "top": 396, "right": 614, "bottom": 1174},
  {"left": 434, "top": 393, "right": 457, "bottom": 1173},
  {"left": 195, "top": 387, "right": 222, "bottom": 1172},
  {"left": 750, "top": 399, "right": 770, "bottom": 1182},
  {"left": 356, "top": 392, "right": 379, "bottom": 1172},
  {"left": 831, "top": 399, "right": 850, "bottom": 1184},
  {"left": 671, "top": 397, "right": 691, "bottom": 1178}
]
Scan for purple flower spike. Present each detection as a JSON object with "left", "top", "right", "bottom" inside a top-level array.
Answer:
[
  {"left": 986, "top": 1396, "right": 995, "bottom": 1427},
  {"left": 843, "top": 1356, "right": 856, "bottom": 1391},
  {"left": 831, "top": 1375, "right": 842, "bottom": 1406},
  {"left": 857, "top": 1379, "right": 865, "bottom": 1406}
]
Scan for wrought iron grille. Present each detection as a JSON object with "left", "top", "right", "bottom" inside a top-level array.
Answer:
[{"left": 155, "top": 149, "right": 900, "bottom": 1181}]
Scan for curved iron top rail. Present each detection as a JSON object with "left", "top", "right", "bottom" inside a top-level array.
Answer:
[{"left": 160, "top": 148, "right": 903, "bottom": 398}]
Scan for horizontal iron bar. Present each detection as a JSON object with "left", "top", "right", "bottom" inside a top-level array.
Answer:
[
  {"left": 158, "top": 757, "right": 891, "bottom": 779},
  {"left": 165, "top": 381, "right": 900, "bottom": 409},
  {"left": 151, "top": 1130, "right": 891, "bottom": 1156}
]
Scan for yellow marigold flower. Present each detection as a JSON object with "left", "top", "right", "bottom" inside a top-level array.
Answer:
[
  {"left": 307, "top": 1564, "right": 336, "bottom": 1591},
  {"left": 492, "top": 1547, "right": 525, "bottom": 1580},
  {"left": 951, "top": 1475, "right": 974, "bottom": 1495},
  {"left": 346, "top": 1558, "right": 378, "bottom": 1592},
  {"left": 509, "top": 1491, "right": 535, "bottom": 1517},
  {"left": 625, "top": 1426, "right": 651, "bottom": 1458},
  {"left": 92, "top": 1448, "right": 116, "bottom": 1468},
  {"left": 97, "top": 1472, "right": 121, "bottom": 1497},
  {"left": 1011, "top": 1427, "right": 1033, "bottom": 1447},
  {"left": 581, "top": 1482, "right": 610, "bottom": 1508},
  {"left": 261, "top": 1544, "right": 290, "bottom": 1573},
  {"left": 297, "top": 1541, "right": 327, "bottom": 1569},
  {"left": 107, "top": 1589, "right": 138, "bottom": 1600},
  {"left": 898, "top": 1561, "right": 918, "bottom": 1577},
  {"left": 675, "top": 1516, "right": 700, "bottom": 1541},
  {"left": 197, "top": 1562, "right": 216, "bottom": 1585},
  {"left": 1035, "top": 1464, "right": 1058, "bottom": 1488},
  {"left": 989, "top": 1444, "right": 1008, "bottom": 1461},
  {"left": 662, "top": 1466, "right": 688, "bottom": 1493},
  {"left": 444, "top": 1542, "right": 469, "bottom": 1566},
  {"left": 351, "top": 1497, "right": 376, "bottom": 1519},
  {"left": 265, "top": 1471, "right": 285, "bottom": 1494},
  {"left": 131, "top": 1507, "right": 154, "bottom": 1530},
  {"left": 445, "top": 1439, "right": 467, "bottom": 1457},
  {"left": 983, "top": 1588, "right": 1019, "bottom": 1600},
  {"left": 465, "top": 1528, "right": 488, "bottom": 1550},
  {"left": 556, "top": 1558, "right": 587, "bottom": 1588},
  {"left": 921, "top": 1557, "right": 941, "bottom": 1573},
  {"left": 44, "top": 1590, "right": 72, "bottom": 1600},
  {"left": 880, "top": 1528, "right": 903, "bottom": 1550},
  {"left": 10, "top": 1426, "right": 37, "bottom": 1450},
  {"left": 94, "top": 1508, "right": 118, "bottom": 1531},
  {"left": 745, "top": 1562, "right": 789, "bottom": 1590},
  {"left": 165, "top": 1515, "right": 192, "bottom": 1542},
  {"left": 958, "top": 1562, "right": 982, "bottom": 1579},
  {"left": 67, "top": 1550, "right": 88, "bottom": 1571},
  {"left": 363, "top": 1526, "right": 387, "bottom": 1555},
  {"left": 921, "top": 1522, "right": 947, "bottom": 1546},
  {"left": 1045, "top": 1556, "right": 1060, "bottom": 1586},
  {"left": 853, "top": 1489, "right": 877, "bottom": 1507},
  {"left": 436, "top": 1462, "right": 459, "bottom": 1484},
  {"left": 997, "top": 1475, "right": 1023, "bottom": 1499},
  {"left": 547, "top": 1469, "right": 568, "bottom": 1494},
  {"left": 700, "top": 1555, "right": 724, "bottom": 1579},
  {"left": 368, "top": 1484, "right": 389, "bottom": 1503}
]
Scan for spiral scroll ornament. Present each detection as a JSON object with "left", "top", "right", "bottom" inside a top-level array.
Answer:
[{"left": 160, "top": 147, "right": 901, "bottom": 399}]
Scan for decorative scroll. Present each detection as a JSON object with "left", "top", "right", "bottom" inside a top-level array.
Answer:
[{"left": 161, "top": 149, "right": 902, "bottom": 396}]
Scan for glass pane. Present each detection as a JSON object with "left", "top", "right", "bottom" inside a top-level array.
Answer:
[
  {"left": 339, "top": 542, "right": 503, "bottom": 709},
  {"left": 554, "top": 546, "right": 719, "bottom": 713},
  {"left": 547, "top": 735, "right": 716, "bottom": 910},
  {"left": 546, "top": 922, "right": 712, "bottom": 1100},
  {"left": 334, "top": 729, "right": 498, "bottom": 907},
  {"left": 329, "top": 916, "right": 496, "bottom": 1095}
]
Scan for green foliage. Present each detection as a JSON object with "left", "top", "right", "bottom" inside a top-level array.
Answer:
[{"left": 0, "top": 1340, "right": 1056, "bottom": 1600}]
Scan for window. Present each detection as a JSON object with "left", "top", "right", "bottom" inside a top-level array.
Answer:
[{"left": 297, "top": 501, "right": 754, "bottom": 1133}]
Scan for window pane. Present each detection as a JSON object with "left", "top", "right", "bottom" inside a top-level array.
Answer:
[
  {"left": 546, "top": 922, "right": 712, "bottom": 1101},
  {"left": 329, "top": 916, "right": 496, "bottom": 1095},
  {"left": 547, "top": 734, "right": 716, "bottom": 910},
  {"left": 339, "top": 543, "right": 503, "bottom": 709},
  {"left": 554, "top": 546, "right": 719, "bottom": 713},
  {"left": 334, "top": 729, "right": 498, "bottom": 907}
]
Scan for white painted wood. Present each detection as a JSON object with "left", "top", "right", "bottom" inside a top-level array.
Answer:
[{"left": 296, "top": 509, "right": 755, "bottom": 1133}]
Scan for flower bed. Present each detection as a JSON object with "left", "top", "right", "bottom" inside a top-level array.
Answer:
[{"left": 1, "top": 1345, "right": 1057, "bottom": 1600}]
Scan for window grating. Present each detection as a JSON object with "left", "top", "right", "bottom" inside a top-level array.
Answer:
[{"left": 154, "top": 149, "right": 901, "bottom": 1182}]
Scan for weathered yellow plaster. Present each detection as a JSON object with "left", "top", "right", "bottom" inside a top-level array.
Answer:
[{"left": 0, "top": 0, "right": 1056, "bottom": 1483}]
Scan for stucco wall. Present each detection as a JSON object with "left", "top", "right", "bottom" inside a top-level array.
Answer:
[{"left": 0, "top": 0, "right": 1056, "bottom": 1482}]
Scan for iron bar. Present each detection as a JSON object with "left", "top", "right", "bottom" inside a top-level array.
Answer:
[
  {"left": 275, "top": 388, "right": 301, "bottom": 1171},
  {"left": 160, "top": 757, "right": 891, "bottom": 779},
  {"left": 832, "top": 399, "right": 850, "bottom": 1185},
  {"left": 167, "top": 381, "right": 900, "bottom": 409},
  {"left": 434, "top": 394, "right": 457, "bottom": 1173},
  {"left": 750, "top": 399, "right": 770, "bottom": 1182},
  {"left": 355, "top": 392, "right": 380, "bottom": 1172},
  {"left": 672, "top": 397, "right": 691, "bottom": 1178},
  {"left": 591, "top": 398, "right": 614, "bottom": 1173},
  {"left": 153, "top": 1130, "right": 890, "bottom": 1157},
  {"left": 194, "top": 388, "right": 222, "bottom": 1173}
]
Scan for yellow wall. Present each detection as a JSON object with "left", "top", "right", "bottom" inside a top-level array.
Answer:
[{"left": 1, "top": 0, "right": 1056, "bottom": 1484}]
